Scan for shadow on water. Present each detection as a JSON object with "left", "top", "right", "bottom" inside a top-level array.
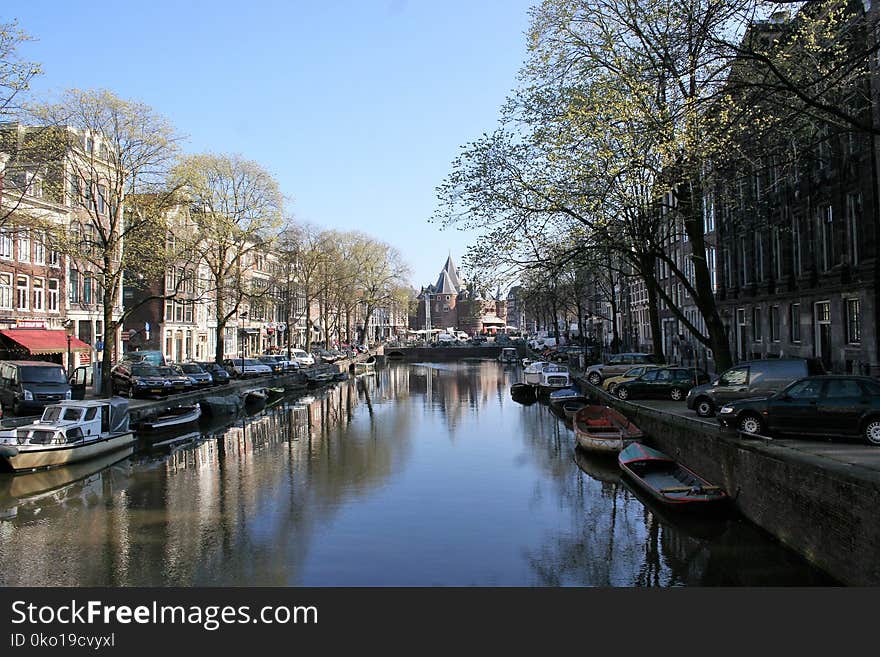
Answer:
[{"left": 0, "top": 362, "right": 840, "bottom": 586}]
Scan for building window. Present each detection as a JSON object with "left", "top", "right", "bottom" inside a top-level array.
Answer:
[
  {"left": 792, "top": 214, "right": 801, "bottom": 276},
  {"left": 165, "top": 299, "right": 174, "bottom": 321},
  {"left": 755, "top": 231, "right": 764, "bottom": 282},
  {"left": 69, "top": 269, "right": 80, "bottom": 303},
  {"left": 0, "top": 273, "right": 12, "bottom": 309},
  {"left": 790, "top": 303, "right": 801, "bottom": 342},
  {"left": 48, "top": 279, "right": 59, "bottom": 312},
  {"left": 0, "top": 231, "right": 11, "bottom": 259},
  {"left": 723, "top": 248, "right": 732, "bottom": 288},
  {"left": 771, "top": 227, "right": 782, "bottom": 280},
  {"left": 17, "top": 231, "right": 29, "bottom": 263},
  {"left": 769, "top": 306, "right": 780, "bottom": 342},
  {"left": 818, "top": 205, "right": 833, "bottom": 272},
  {"left": 49, "top": 248, "right": 60, "bottom": 267},
  {"left": 740, "top": 237, "right": 749, "bottom": 286},
  {"left": 846, "top": 299, "right": 861, "bottom": 344},
  {"left": 752, "top": 306, "right": 762, "bottom": 342},
  {"left": 33, "top": 236, "right": 45, "bottom": 265},
  {"left": 82, "top": 275, "right": 92, "bottom": 304},
  {"left": 846, "top": 193, "right": 861, "bottom": 267},
  {"left": 185, "top": 302, "right": 194, "bottom": 323},
  {"left": 707, "top": 246, "right": 717, "bottom": 292},
  {"left": 174, "top": 301, "right": 183, "bottom": 323},
  {"left": 16, "top": 275, "right": 28, "bottom": 311},
  {"left": 97, "top": 185, "right": 107, "bottom": 214},
  {"left": 32, "top": 278, "right": 44, "bottom": 311}
]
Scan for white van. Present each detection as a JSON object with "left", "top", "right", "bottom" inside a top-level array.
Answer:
[{"left": 437, "top": 333, "right": 456, "bottom": 344}]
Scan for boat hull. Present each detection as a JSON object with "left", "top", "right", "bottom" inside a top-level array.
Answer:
[
  {"left": 0, "top": 433, "right": 135, "bottom": 472},
  {"left": 618, "top": 443, "right": 727, "bottom": 507},
  {"left": 575, "top": 432, "right": 641, "bottom": 454},
  {"left": 138, "top": 406, "right": 201, "bottom": 431}
]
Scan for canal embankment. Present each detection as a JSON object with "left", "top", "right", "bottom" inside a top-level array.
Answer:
[{"left": 576, "top": 376, "right": 880, "bottom": 586}]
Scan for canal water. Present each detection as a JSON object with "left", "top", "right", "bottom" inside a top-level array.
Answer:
[{"left": 0, "top": 361, "right": 836, "bottom": 586}]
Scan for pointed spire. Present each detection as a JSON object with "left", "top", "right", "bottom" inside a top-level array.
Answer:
[{"left": 441, "top": 254, "right": 461, "bottom": 292}]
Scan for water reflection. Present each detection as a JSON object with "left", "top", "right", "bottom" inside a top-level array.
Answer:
[{"left": 0, "top": 362, "right": 836, "bottom": 586}]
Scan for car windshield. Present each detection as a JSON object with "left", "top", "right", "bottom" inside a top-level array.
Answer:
[
  {"left": 178, "top": 364, "right": 202, "bottom": 373},
  {"left": 155, "top": 367, "right": 176, "bottom": 376},
  {"left": 19, "top": 366, "right": 67, "bottom": 384},
  {"left": 132, "top": 365, "right": 162, "bottom": 376},
  {"left": 244, "top": 359, "right": 261, "bottom": 366}
]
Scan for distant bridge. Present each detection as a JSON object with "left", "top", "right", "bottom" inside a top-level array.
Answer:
[{"left": 384, "top": 345, "right": 522, "bottom": 362}]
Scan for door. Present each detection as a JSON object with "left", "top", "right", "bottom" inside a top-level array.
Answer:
[
  {"left": 630, "top": 369, "right": 659, "bottom": 396},
  {"left": 70, "top": 366, "right": 90, "bottom": 400},
  {"left": 816, "top": 378, "right": 866, "bottom": 436},
  {"left": 814, "top": 301, "right": 832, "bottom": 372},
  {"left": 768, "top": 378, "right": 823, "bottom": 434},
  {"left": 651, "top": 368, "right": 673, "bottom": 398}
]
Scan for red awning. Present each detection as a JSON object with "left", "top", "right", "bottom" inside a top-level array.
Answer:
[{"left": 0, "top": 329, "right": 93, "bottom": 354}]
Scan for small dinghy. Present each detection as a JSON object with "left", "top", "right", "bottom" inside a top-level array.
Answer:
[
  {"left": 618, "top": 443, "right": 728, "bottom": 507},
  {"left": 563, "top": 400, "right": 587, "bottom": 419},
  {"left": 241, "top": 388, "right": 268, "bottom": 406},
  {"left": 549, "top": 387, "right": 586, "bottom": 406},
  {"left": 573, "top": 405, "right": 644, "bottom": 453},
  {"left": 136, "top": 405, "right": 202, "bottom": 432}
]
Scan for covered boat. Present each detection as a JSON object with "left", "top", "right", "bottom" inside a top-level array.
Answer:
[
  {"left": 523, "top": 361, "right": 547, "bottom": 386},
  {"left": 135, "top": 404, "right": 202, "bottom": 432},
  {"left": 548, "top": 387, "right": 586, "bottom": 406},
  {"left": 618, "top": 442, "right": 728, "bottom": 507},
  {"left": 0, "top": 399, "right": 134, "bottom": 472},
  {"left": 499, "top": 347, "right": 518, "bottom": 363},
  {"left": 573, "top": 405, "right": 644, "bottom": 453}
]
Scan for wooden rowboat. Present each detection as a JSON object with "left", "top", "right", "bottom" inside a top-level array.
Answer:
[
  {"left": 573, "top": 405, "right": 644, "bottom": 453},
  {"left": 618, "top": 442, "right": 728, "bottom": 507}
]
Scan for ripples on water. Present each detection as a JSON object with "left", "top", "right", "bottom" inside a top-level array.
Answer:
[{"left": 0, "top": 362, "right": 836, "bottom": 586}]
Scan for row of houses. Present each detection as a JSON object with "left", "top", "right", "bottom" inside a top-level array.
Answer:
[
  {"left": 0, "top": 123, "right": 408, "bottom": 372},
  {"left": 507, "top": 3, "right": 880, "bottom": 375}
]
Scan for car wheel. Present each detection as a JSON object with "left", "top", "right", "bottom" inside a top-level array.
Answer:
[
  {"left": 616, "top": 387, "right": 629, "bottom": 400},
  {"left": 695, "top": 398, "right": 715, "bottom": 418},
  {"left": 588, "top": 372, "right": 601, "bottom": 386},
  {"left": 738, "top": 413, "right": 765, "bottom": 436},
  {"left": 863, "top": 419, "right": 880, "bottom": 446},
  {"left": 670, "top": 387, "right": 684, "bottom": 401}
]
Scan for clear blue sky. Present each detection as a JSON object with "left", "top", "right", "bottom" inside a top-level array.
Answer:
[{"left": 5, "top": 0, "right": 535, "bottom": 289}]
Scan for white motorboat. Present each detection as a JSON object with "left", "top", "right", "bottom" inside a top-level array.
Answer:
[
  {"left": 135, "top": 404, "right": 202, "bottom": 432},
  {"left": 523, "top": 361, "right": 548, "bottom": 385},
  {"left": 536, "top": 363, "right": 571, "bottom": 390},
  {"left": 0, "top": 399, "right": 134, "bottom": 472}
]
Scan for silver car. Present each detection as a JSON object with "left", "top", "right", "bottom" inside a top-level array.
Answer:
[{"left": 585, "top": 353, "right": 659, "bottom": 386}]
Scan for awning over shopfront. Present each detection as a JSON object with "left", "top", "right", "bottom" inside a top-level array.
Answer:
[
  {"left": 239, "top": 328, "right": 260, "bottom": 335},
  {"left": 481, "top": 315, "right": 505, "bottom": 326},
  {"left": 0, "top": 329, "right": 92, "bottom": 354}
]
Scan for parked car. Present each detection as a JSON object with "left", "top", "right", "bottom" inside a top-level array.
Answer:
[
  {"left": 602, "top": 364, "right": 666, "bottom": 394},
  {"left": 686, "top": 358, "right": 826, "bottom": 418},
  {"left": 0, "top": 360, "right": 72, "bottom": 416},
  {"left": 585, "top": 353, "right": 660, "bottom": 386},
  {"left": 224, "top": 358, "right": 273, "bottom": 378},
  {"left": 111, "top": 362, "right": 192, "bottom": 398},
  {"left": 615, "top": 367, "right": 711, "bottom": 401},
  {"left": 257, "top": 355, "right": 285, "bottom": 374},
  {"left": 120, "top": 350, "right": 166, "bottom": 366},
  {"left": 289, "top": 349, "right": 315, "bottom": 367},
  {"left": 171, "top": 362, "right": 213, "bottom": 388},
  {"left": 716, "top": 375, "right": 880, "bottom": 445},
  {"left": 196, "top": 361, "right": 231, "bottom": 385}
]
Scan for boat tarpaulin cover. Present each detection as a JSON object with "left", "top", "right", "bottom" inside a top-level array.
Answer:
[
  {"left": 106, "top": 397, "right": 130, "bottom": 433},
  {"left": 0, "top": 329, "right": 92, "bottom": 354}
]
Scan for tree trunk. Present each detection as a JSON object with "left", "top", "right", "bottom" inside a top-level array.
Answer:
[
  {"left": 677, "top": 181, "right": 733, "bottom": 372},
  {"left": 304, "top": 287, "right": 313, "bottom": 353},
  {"left": 100, "top": 278, "right": 116, "bottom": 398},
  {"left": 607, "top": 261, "right": 620, "bottom": 354},
  {"left": 639, "top": 253, "right": 664, "bottom": 361}
]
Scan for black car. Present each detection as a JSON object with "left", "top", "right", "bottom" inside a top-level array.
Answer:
[
  {"left": 717, "top": 375, "right": 880, "bottom": 445},
  {"left": 196, "top": 362, "right": 231, "bottom": 385},
  {"left": 112, "top": 362, "right": 190, "bottom": 398},
  {"left": 172, "top": 362, "right": 214, "bottom": 387},
  {"left": 615, "top": 367, "right": 711, "bottom": 401}
]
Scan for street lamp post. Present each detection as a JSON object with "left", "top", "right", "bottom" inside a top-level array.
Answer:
[{"left": 63, "top": 319, "right": 74, "bottom": 379}]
